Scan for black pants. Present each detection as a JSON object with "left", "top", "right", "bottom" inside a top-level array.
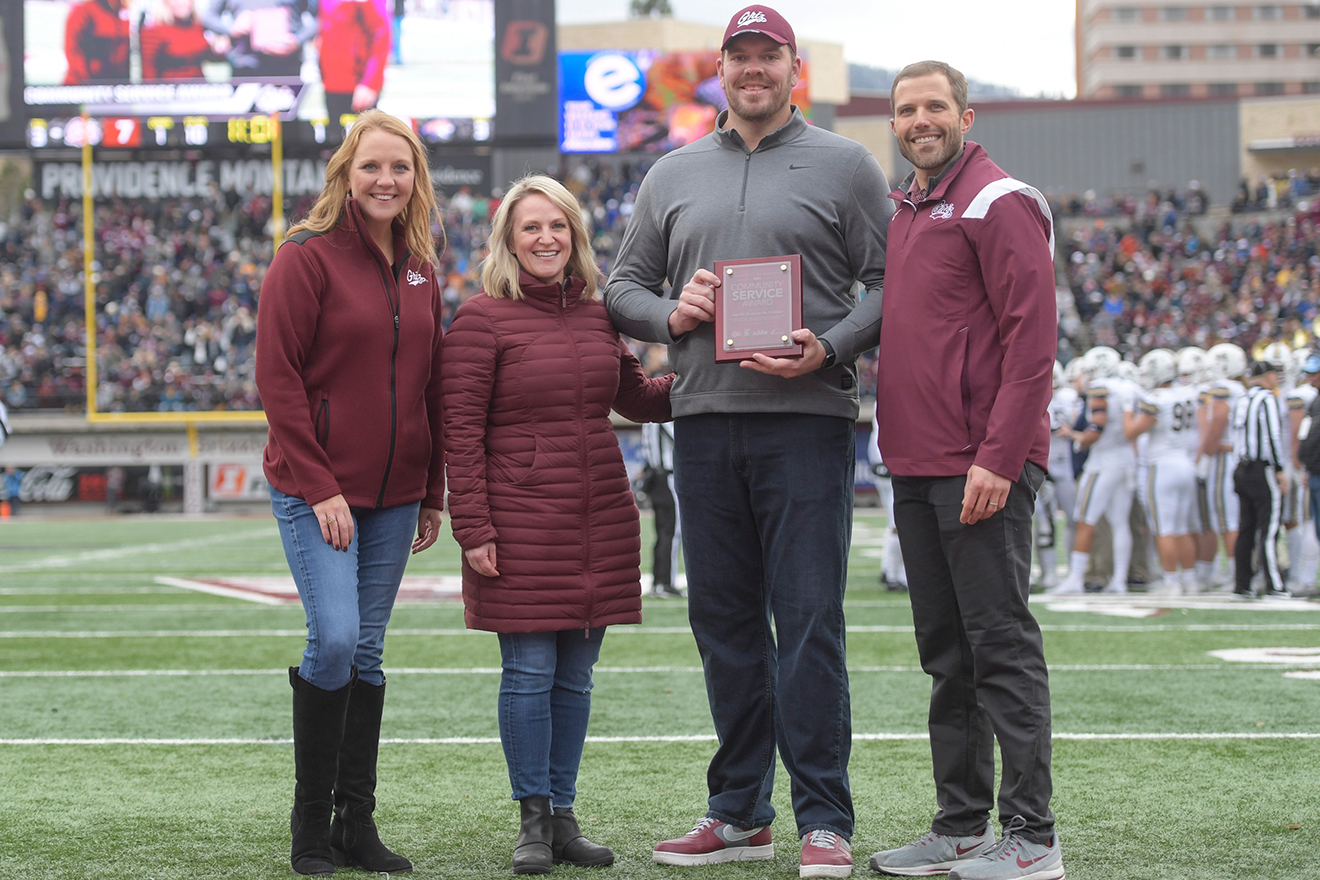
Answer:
[
  {"left": 1233, "top": 460, "right": 1284, "bottom": 594},
  {"left": 649, "top": 471, "right": 677, "bottom": 588},
  {"left": 892, "top": 463, "right": 1055, "bottom": 844}
]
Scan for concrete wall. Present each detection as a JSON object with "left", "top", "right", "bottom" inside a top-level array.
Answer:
[{"left": 1240, "top": 96, "right": 1320, "bottom": 181}]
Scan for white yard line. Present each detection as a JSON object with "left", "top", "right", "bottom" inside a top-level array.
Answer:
[
  {"left": 6, "top": 623, "right": 1320, "bottom": 639},
  {"left": 3, "top": 732, "right": 1317, "bottom": 746},
  {"left": 0, "top": 528, "right": 276, "bottom": 574},
  {"left": 0, "top": 663, "right": 1308, "bottom": 678}
]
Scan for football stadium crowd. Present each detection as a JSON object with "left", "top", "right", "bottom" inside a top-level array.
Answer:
[{"left": 2, "top": 162, "right": 1320, "bottom": 413}]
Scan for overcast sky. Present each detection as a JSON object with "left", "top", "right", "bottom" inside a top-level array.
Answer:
[{"left": 557, "top": 0, "right": 1079, "bottom": 99}]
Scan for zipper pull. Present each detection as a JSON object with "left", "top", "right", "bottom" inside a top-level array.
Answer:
[{"left": 395, "top": 315, "right": 399, "bottom": 329}]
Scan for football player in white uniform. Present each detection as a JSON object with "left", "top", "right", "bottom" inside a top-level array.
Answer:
[
  {"left": 1034, "top": 360, "right": 1082, "bottom": 588},
  {"left": 1052, "top": 346, "right": 1137, "bottom": 595},
  {"left": 1125, "top": 349, "right": 1201, "bottom": 593},
  {"left": 867, "top": 426, "right": 907, "bottom": 591},
  {"left": 1284, "top": 347, "right": 1320, "bottom": 594},
  {"left": 1178, "top": 346, "right": 1220, "bottom": 587},
  {"left": 1200, "top": 342, "right": 1249, "bottom": 588}
]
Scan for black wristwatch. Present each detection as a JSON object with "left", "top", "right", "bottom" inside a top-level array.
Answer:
[{"left": 820, "top": 339, "right": 837, "bottom": 369}]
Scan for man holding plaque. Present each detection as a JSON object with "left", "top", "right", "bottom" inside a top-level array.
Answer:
[
  {"left": 605, "top": 5, "right": 890, "bottom": 877},
  {"left": 869, "top": 62, "right": 1063, "bottom": 880}
]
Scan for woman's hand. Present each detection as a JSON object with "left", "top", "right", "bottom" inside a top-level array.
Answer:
[
  {"left": 311, "top": 494, "right": 353, "bottom": 550},
  {"left": 465, "top": 542, "right": 499, "bottom": 577},
  {"left": 412, "top": 507, "right": 444, "bottom": 554}
]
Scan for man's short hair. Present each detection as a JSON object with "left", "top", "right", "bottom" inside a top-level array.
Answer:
[{"left": 890, "top": 60, "right": 969, "bottom": 115}]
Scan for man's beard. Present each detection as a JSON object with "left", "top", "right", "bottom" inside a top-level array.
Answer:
[
  {"left": 897, "top": 128, "right": 964, "bottom": 172},
  {"left": 725, "top": 76, "right": 793, "bottom": 123}
]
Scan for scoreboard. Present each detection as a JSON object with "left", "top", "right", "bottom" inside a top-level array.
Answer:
[{"left": 27, "top": 114, "right": 492, "bottom": 150}]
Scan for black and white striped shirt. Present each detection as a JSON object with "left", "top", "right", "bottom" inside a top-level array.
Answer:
[{"left": 1231, "top": 386, "right": 1285, "bottom": 468}]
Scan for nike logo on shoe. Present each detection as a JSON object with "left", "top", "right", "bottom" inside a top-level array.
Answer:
[
  {"left": 718, "top": 825, "right": 764, "bottom": 842},
  {"left": 955, "top": 842, "right": 982, "bottom": 856},
  {"left": 1017, "top": 852, "right": 1051, "bottom": 868}
]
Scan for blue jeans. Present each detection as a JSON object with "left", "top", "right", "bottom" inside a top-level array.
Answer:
[
  {"left": 674, "top": 413, "right": 855, "bottom": 839},
  {"left": 270, "top": 486, "right": 419, "bottom": 690},
  {"left": 498, "top": 628, "right": 606, "bottom": 808}
]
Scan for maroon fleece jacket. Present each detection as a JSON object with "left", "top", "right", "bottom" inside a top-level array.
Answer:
[{"left": 256, "top": 199, "right": 445, "bottom": 509}]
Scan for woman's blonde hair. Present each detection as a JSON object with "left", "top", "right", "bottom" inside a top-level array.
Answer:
[
  {"left": 287, "top": 110, "right": 442, "bottom": 267},
  {"left": 481, "top": 175, "right": 598, "bottom": 301}
]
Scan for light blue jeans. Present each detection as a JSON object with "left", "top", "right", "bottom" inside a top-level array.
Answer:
[
  {"left": 270, "top": 486, "right": 418, "bottom": 690},
  {"left": 497, "top": 628, "right": 606, "bottom": 808}
]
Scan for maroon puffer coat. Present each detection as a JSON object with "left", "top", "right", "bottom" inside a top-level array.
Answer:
[{"left": 441, "top": 272, "right": 673, "bottom": 633}]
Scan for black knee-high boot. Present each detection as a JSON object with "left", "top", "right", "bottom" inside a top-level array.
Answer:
[
  {"left": 329, "top": 676, "right": 413, "bottom": 873},
  {"left": 289, "top": 667, "right": 354, "bottom": 876}
]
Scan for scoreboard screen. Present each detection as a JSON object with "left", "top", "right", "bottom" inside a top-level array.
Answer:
[{"left": 24, "top": 0, "right": 494, "bottom": 142}]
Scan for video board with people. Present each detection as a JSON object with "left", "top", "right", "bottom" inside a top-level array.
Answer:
[
  {"left": 23, "top": 0, "right": 494, "bottom": 146},
  {"left": 559, "top": 49, "right": 811, "bottom": 154}
]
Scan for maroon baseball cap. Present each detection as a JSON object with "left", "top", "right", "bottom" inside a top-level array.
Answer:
[{"left": 721, "top": 5, "right": 797, "bottom": 55}]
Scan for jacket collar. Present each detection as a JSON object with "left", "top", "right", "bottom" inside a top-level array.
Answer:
[
  {"left": 343, "top": 197, "right": 411, "bottom": 265},
  {"left": 713, "top": 105, "right": 808, "bottom": 153},
  {"left": 891, "top": 141, "right": 984, "bottom": 206},
  {"left": 517, "top": 269, "right": 588, "bottom": 306}
]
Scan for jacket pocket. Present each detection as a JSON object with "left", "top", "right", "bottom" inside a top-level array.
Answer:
[{"left": 314, "top": 398, "right": 329, "bottom": 450}]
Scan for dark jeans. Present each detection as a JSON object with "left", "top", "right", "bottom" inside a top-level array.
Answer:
[
  {"left": 891, "top": 463, "right": 1055, "bottom": 845},
  {"left": 674, "top": 412, "right": 855, "bottom": 839},
  {"left": 1234, "top": 461, "right": 1283, "bottom": 593}
]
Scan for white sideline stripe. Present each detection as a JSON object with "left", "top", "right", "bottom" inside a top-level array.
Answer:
[
  {"left": 0, "top": 528, "right": 276, "bottom": 574},
  {"left": 0, "top": 605, "right": 291, "bottom": 614},
  {"left": 7, "top": 622, "right": 1320, "bottom": 638},
  {"left": 0, "top": 663, "right": 1307, "bottom": 679},
  {"left": 154, "top": 576, "right": 287, "bottom": 605},
  {"left": 4, "top": 732, "right": 1318, "bottom": 746},
  {"left": 0, "top": 587, "right": 181, "bottom": 596}
]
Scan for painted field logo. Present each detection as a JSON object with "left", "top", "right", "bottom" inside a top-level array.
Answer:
[
  {"left": 738, "top": 10, "right": 768, "bottom": 26},
  {"left": 931, "top": 202, "right": 955, "bottom": 220},
  {"left": 406, "top": 269, "right": 427, "bottom": 286}
]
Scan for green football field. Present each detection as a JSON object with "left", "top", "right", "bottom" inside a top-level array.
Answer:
[{"left": 0, "top": 511, "right": 1317, "bottom": 879}]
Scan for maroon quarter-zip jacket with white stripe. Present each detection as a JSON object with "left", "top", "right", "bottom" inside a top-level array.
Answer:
[{"left": 875, "top": 142, "right": 1056, "bottom": 480}]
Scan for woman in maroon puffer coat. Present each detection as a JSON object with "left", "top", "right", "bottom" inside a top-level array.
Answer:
[{"left": 441, "top": 175, "right": 672, "bottom": 874}]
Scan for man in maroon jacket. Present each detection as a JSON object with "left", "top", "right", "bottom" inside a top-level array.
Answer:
[{"left": 869, "top": 62, "right": 1064, "bottom": 880}]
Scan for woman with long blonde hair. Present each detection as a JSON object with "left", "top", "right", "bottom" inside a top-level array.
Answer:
[{"left": 256, "top": 108, "right": 445, "bottom": 876}]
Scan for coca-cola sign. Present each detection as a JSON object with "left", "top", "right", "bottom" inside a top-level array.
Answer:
[{"left": 20, "top": 467, "right": 77, "bottom": 503}]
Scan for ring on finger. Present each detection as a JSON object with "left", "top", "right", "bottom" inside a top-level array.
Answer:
[{"left": 326, "top": 516, "right": 336, "bottom": 526}]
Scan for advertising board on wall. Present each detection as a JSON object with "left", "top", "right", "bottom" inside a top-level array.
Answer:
[{"left": 559, "top": 49, "right": 810, "bottom": 154}]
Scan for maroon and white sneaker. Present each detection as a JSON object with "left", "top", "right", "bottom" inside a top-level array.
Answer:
[
  {"left": 800, "top": 829, "right": 853, "bottom": 878},
  {"left": 652, "top": 817, "right": 774, "bottom": 866}
]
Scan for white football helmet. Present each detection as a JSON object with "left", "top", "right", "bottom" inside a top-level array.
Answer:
[
  {"left": 1114, "top": 360, "right": 1141, "bottom": 386},
  {"left": 1139, "top": 348, "right": 1178, "bottom": 388},
  {"left": 1206, "top": 343, "right": 1248, "bottom": 381},
  {"left": 1052, "top": 360, "right": 1065, "bottom": 389},
  {"left": 1293, "top": 348, "right": 1314, "bottom": 384},
  {"left": 1259, "top": 342, "right": 1292, "bottom": 373},
  {"left": 1176, "top": 346, "right": 1206, "bottom": 383},
  {"left": 1064, "top": 356, "right": 1087, "bottom": 386},
  {"left": 1083, "top": 346, "right": 1122, "bottom": 380}
]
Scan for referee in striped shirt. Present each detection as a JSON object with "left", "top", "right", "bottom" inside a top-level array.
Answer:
[{"left": 1231, "top": 357, "right": 1291, "bottom": 598}]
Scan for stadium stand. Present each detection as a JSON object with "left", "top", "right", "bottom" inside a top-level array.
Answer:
[{"left": 3, "top": 166, "right": 1320, "bottom": 412}]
